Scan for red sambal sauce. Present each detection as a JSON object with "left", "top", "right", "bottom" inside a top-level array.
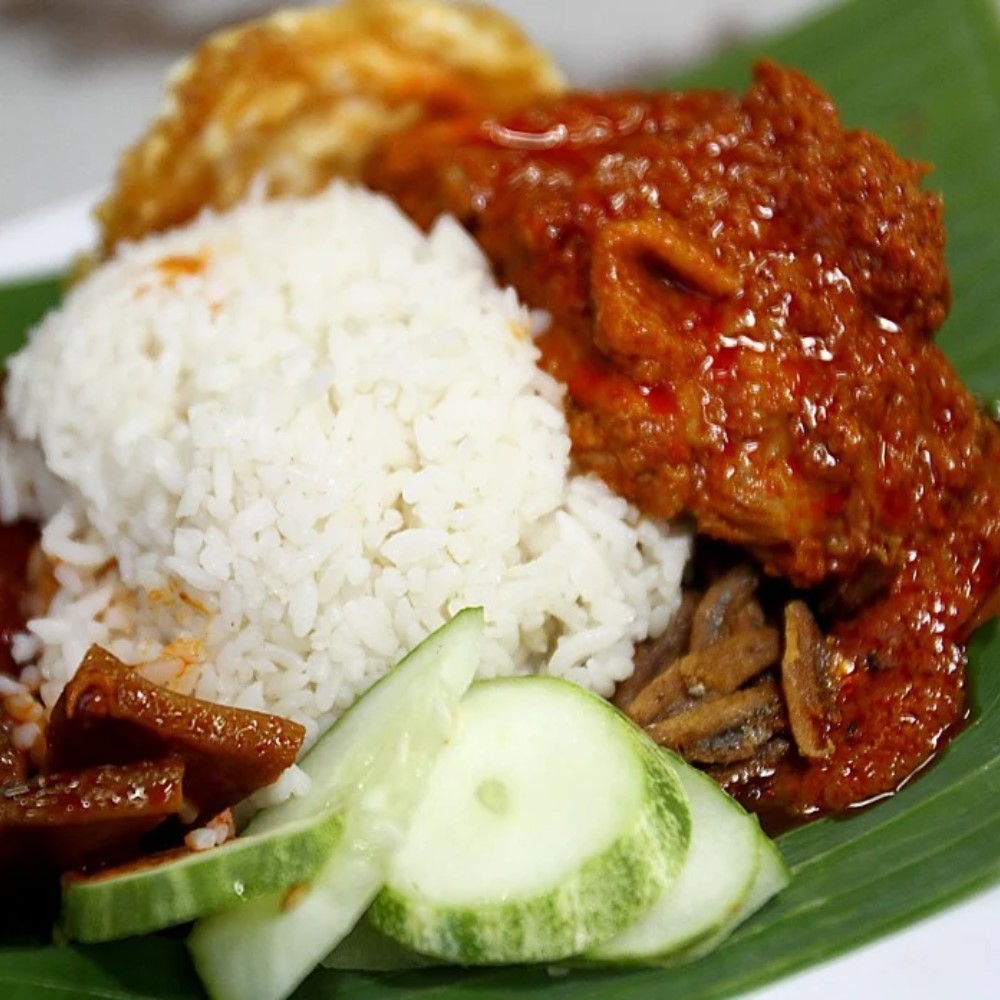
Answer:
[{"left": 367, "top": 62, "right": 1000, "bottom": 816}]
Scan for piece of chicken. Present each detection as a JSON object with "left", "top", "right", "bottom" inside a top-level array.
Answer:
[
  {"left": 366, "top": 62, "right": 1000, "bottom": 813},
  {"left": 366, "top": 63, "right": 960, "bottom": 592},
  {"left": 96, "top": 0, "right": 565, "bottom": 255}
]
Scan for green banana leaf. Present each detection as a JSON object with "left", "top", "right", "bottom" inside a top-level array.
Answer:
[{"left": 1, "top": 0, "right": 999, "bottom": 996}]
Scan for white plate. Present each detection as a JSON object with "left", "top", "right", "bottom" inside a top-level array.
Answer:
[
  {"left": 0, "top": 191, "right": 100, "bottom": 283},
  {"left": 2, "top": 2, "right": 999, "bottom": 995}
]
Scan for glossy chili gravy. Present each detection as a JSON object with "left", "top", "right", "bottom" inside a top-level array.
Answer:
[{"left": 367, "top": 62, "right": 1000, "bottom": 816}]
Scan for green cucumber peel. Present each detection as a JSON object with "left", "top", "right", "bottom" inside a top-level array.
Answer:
[
  {"left": 188, "top": 608, "right": 485, "bottom": 1000},
  {"left": 61, "top": 810, "right": 344, "bottom": 943},
  {"left": 370, "top": 677, "right": 692, "bottom": 965}
]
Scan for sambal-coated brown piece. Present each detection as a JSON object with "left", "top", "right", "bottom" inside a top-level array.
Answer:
[
  {"left": 47, "top": 646, "right": 306, "bottom": 822},
  {"left": 367, "top": 62, "right": 1000, "bottom": 816},
  {"left": 0, "top": 757, "right": 185, "bottom": 874},
  {"left": 367, "top": 63, "right": 958, "bottom": 590}
]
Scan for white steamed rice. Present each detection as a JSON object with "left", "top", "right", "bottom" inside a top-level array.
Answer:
[{"left": 0, "top": 182, "right": 690, "bottom": 743}]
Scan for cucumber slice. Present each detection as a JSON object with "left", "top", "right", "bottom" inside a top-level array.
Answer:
[
  {"left": 328, "top": 759, "right": 787, "bottom": 973},
  {"left": 249, "top": 606, "right": 484, "bottom": 837},
  {"left": 189, "top": 839, "right": 384, "bottom": 1000},
  {"left": 60, "top": 810, "right": 343, "bottom": 943},
  {"left": 369, "top": 676, "right": 691, "bottom": 964},
  {"left": 739, "top": 836, "right": 791, "bottom": 922},
  {"left": 61, "top": 609, "right": 481, "bottom": 945},
  {"left": 586, "top": 755, "right": 760, "bottom": 963},
  {"left": 189, "top": 608, "right": 484, "bottom": 1000},
  {"left": 679, "top": 833, "right": 790, "bottom": 961}
]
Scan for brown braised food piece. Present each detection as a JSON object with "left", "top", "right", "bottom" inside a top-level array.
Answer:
[
  {"left": 47, "top": 646, "right": 306, "bottom": 823},
  {"left": 367, "top": 62, "right": 1000, "bottom": 815},
  {"left": 0, "top": 757, "right": 184, "bottom": 874}
]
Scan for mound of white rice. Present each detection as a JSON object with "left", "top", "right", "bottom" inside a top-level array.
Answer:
[{"left": 0, "top": 183, "right": 690, "bottom": 740}]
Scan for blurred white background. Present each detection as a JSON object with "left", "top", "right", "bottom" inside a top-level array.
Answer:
[{"left": 0, "top": 0, "right": 830, "bottom": 225}]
